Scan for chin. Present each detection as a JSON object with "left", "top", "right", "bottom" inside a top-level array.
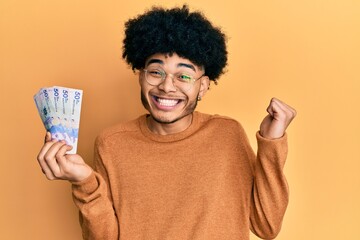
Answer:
[
  {"left": 141, "top": 91, "right": 198, "bottom": 125},
  {"left": 150, "top": 112, "right": 190, "bottom": 124}
]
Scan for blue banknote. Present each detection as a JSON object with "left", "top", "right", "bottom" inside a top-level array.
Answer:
[{"left": 34, "top": 86, "right": 83, "bottom": 154}]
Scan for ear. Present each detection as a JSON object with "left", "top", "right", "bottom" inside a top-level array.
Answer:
[{"left": 198, "top": 76, "right": 210, "bottom": 99}]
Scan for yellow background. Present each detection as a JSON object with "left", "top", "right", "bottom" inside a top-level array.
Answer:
[{"left": 1, "top": 0, "right": 359, "bottom": 239}]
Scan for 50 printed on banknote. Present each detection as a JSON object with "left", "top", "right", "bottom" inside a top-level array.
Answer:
[{"left": 34, "top": 86, "right": 83, "bottom": 154}]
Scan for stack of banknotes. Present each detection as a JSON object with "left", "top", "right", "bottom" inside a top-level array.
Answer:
[{"left": 34, "top": 86, "right": 83, "bottom": 154}]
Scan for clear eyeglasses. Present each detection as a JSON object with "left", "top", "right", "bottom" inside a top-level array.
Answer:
[{"left": 143, "top": 67, "right": 204, "bottom": 92}]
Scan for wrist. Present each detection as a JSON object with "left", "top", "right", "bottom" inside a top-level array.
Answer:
[
  {"left": 259, "top": 129, "right": 285, "bottom": 139},
  {"left": 70, "top": 166, "right": 93, "bottom": 183}
]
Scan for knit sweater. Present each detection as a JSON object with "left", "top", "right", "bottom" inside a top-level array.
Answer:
[{"left": 72, "top": 112, "right": 289, "bottom": 240}]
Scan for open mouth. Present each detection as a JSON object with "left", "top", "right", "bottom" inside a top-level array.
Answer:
[{"left": 152, "top": 96, "right": 182, "bottom": 108}]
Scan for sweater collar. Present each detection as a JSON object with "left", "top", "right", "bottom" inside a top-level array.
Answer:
[{"left": 139, "top": 111, "right": 202, "bottom": 142}]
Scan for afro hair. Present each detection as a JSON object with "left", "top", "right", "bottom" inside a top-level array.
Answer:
[{"left": 122, "top": 5, "right": 227, "bottom": 81}]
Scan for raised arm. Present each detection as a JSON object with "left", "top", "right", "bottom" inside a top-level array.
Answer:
[{"left": 250, "top": 98, "right": 296, "bottom": 238}]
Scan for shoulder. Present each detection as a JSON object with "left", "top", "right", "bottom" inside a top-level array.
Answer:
[
  {"left": 194, "top": 112, "right": 249, "bottom": 141},
  {"left": 95, "top": 115, "right": 145, "bottom": 146},
  {"left": 196, "top": 112, "right": 253, "bottom": 151},
  {"left": 196, "top": 112, "right": 245, "bottom": 131}
]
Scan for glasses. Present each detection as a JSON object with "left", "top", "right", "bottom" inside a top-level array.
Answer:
[{"left": 143, "top": 67, "right": 204, "bottom": 91}]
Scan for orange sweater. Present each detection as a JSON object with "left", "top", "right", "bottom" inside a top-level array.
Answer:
[{"left": 72, "top": 112, "right": 289, "bottom": 240}]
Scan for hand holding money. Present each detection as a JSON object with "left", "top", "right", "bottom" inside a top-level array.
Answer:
[
  {"left": 37, "top": 132, "right": 92, "bottom": 182},
  {"left": 34, "top": 86, "right": 92, "bottom": 182}
]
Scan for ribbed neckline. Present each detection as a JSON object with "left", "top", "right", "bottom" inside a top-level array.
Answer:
[{"left": 139, "top": 111, "right": 202, "bottom": 142}]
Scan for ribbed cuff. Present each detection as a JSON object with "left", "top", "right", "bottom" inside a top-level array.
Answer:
[
  {"left": 256, "top": 131, "right": 287, "bottom": 144},
  {"left": 72, "top": 171, "right": 99, "bottom": 195},
  {"left": 256, "top": 131, "right": 288, "bottom": 167}
]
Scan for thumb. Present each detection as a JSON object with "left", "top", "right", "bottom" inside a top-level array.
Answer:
[{"left": 65, "top": 144, "right": 74, "bottom": 154}]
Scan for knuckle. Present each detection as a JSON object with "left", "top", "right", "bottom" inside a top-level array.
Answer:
[
  {"left": 288, "top": 110, "right": 296, "bottom": 119},
  {"left": 44, "top": 155, "right": 52, "bottom": 163},
  {"left": 293, "top": 109, "right": 297, "bottom": 117},
  {"left": 55, "top": 152, "right": 63, "bottom": 160},
  {"left": 44, "top": 141, "right": 54, "bottom": 148}
]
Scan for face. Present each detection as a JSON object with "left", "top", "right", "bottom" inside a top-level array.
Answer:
[{"left": 139, "top": 53, "right": 209, "bottom": 126}]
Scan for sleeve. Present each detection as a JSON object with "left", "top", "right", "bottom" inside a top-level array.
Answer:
[
  {"left": 249, "top": 132, "right": 289, "bottom": 239},
  {"left": 71, "top": 136, "right": 119, "bottom": 240}
]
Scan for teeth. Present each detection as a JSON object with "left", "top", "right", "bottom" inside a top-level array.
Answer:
[{"left": 157, "top": 98, "right": 179, "bottom": 107}]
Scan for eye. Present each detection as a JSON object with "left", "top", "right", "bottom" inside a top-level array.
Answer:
[
  {"left": 148, "top": 69, "right": 164, "bottom": 78},
  {"left": 177, "top": 73, "right": 193, "bottom": 82}
]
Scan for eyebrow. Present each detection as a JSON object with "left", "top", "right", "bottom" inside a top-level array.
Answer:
[
  {"left": 146, "top": 59, "right": 197, "bottom": 72},
  {"left": 146, "top": 59, "right": 163, "bottom": 66}
]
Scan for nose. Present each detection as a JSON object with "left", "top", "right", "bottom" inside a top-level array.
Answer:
[{"left": 158, "top": 73, "right": 177, "bottom": 92}]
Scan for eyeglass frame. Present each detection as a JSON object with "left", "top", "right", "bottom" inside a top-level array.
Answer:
[{"left": 142, "top": 67, "right": 205, "bottom": 91}]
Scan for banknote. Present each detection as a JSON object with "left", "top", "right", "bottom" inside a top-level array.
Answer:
[{"left": 34, "top": 86, "right": 83, "bottom": 154}]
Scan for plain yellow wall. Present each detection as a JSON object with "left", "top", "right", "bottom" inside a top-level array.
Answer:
[{"left": 1, "top": 0, "right": 359, "bottom": 239}]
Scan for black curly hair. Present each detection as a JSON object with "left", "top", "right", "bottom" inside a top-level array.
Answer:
[{"left": 122, "top": 5, "right": 227, "bottom": 81}]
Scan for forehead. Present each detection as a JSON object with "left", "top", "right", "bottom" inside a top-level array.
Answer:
[{"left": 145, "top": 53, "right": 202, "bottom": 72}]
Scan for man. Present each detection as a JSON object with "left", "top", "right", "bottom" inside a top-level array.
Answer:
[{"left": 37, "top": 5, "right": 296, "bottom": 240}]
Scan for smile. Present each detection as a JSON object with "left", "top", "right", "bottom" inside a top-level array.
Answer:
[{"left": 153, "top": 96, "right": 182, "bottom": 108}]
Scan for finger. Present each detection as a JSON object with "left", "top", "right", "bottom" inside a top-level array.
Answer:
[
  {"left": 267, "top": 98, "right": 285, "bottom": 117},
  {"left": 270, "top": 98, "right": 297, "bottom": 120},
  {"left": 272, "top": 99, "right": 286, "bottom": 113},
  {"left": 37, "top": 139, "right": 59, "bottom": 180},
  {"left": 43, "top": 141, "right": 68, "bottom": 179},
  {"left": 37, "top": 138, "right": 58, "bottom": 161},
  {"left": 271, "top": 98, "right": 297, "bottom": 115},
  {"left": 266, "top": 100, "right": 275, "bottom": 116},
  {"left": 44, "top": 132, "right": 52, "bottom": 144},
  {"left": 49, "top": 142, "right": 73, "bottom": 179},
  {"left": 273, "top": 101, "right": 296, "bottom": 124},
  {"left": 55, "top": 144, "right": 73, "bottom": 169},
  {"left": 39, "top": 162, "right": 56, "bottom": 180}
]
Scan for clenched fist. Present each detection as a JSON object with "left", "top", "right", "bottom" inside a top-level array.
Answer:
[{"left": 260, "top": 98, "right": 297, "bottom": 139}]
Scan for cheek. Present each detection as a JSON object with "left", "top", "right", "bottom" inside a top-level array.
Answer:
[
  {"left": 140, "top": 90, "right": 150, "bottom": 109},
  {"left": 140, "top": 82, "right": 151, "bottom": 98},
  {"left": 184, "top": 85, "right": 201, "bottom": 101}
]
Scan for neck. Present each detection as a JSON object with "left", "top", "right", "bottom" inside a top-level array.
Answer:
[{"left": 146, "top": 113, "right": 193, "bottom": 135}]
